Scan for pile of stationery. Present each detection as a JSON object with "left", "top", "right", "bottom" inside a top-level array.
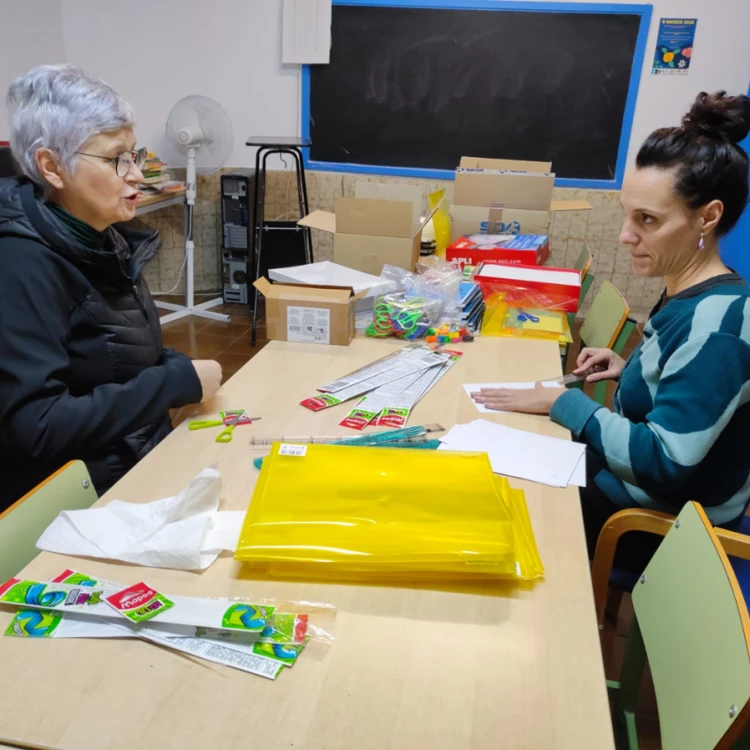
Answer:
[
  {"left": 236, "top": 443, "right": 544, "bottom": 583},
  {"left": 0, "top": 570, "right": 334, "bottom": 681},
  {"left": 456, "top": 279, "right": 484, "bottom": 333},
  {"left": 300, "top": 344, "right": 462, "bottom": 430},
  {"left": 138, "top": 151, "right": 183, "bottom": 195}
]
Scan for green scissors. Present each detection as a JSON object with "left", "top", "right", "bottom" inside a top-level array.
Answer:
[
  {"left": 372, "top": 301, "right": 394, "bottom": 336},
  {"left": 393, "top": 308, "right": 421, "bottom": 336},
  {"left": 189, "top": 414, "right": 261, "bottom": 443},
  {"left": 215, "top": 413, "right": 242, "bottom": 443}
]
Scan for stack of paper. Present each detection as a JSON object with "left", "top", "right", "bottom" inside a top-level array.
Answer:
[{"left": 439, "top": 418, "right": 586, "bottom": 488}]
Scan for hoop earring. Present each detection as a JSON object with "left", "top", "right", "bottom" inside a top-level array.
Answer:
[{"left": 699, "top": 232, "right": 705, "bottom": 251}]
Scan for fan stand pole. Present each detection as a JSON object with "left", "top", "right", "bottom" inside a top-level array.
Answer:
[{"left": 156, "top": 146, "right": 229, "bottom": 325}]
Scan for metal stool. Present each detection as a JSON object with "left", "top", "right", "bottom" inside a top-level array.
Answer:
[{"left": 246, "top": 136, "right": 313, "bottom": 346}]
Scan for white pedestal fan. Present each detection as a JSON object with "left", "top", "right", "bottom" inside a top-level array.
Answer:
[{"left": 155, "top": 95, "right": 233, "bottom": 325}]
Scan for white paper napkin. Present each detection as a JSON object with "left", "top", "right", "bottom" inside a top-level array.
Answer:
[{"left": 36, "top": 466, "right": 244, "bottom": 571}]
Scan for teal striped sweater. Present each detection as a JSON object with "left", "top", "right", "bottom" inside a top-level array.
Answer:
[{"left": 550, "top": 275, "right": 750, "bottom": 525}]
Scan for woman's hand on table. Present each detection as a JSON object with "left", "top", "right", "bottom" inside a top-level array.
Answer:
[
  {"left": 575, "top": 348, "right": 625, "bottom": 382},
  {"left": 471, "top": 382, "right": 564, "bottom": 415}
]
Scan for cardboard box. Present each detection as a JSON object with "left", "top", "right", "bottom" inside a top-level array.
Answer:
[
  {"left": 298, "top": 183, "right": 437, "bottom": 276},
  {"left": 473, "top": 262, "right": 581, "bottom": 313},
  {"left": 446, "top": 234, "right": 550, "bottom": 267},
  {"left": 450, "top": 156, "right": 592, "bottom": 242},
  {"left": 252, "top": 277, "right": 365, "bottom": 346}
]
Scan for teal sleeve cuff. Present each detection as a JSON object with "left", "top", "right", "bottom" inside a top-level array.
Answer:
[{"left": 549, "top": 388, "right": 603, "bottom": 438}]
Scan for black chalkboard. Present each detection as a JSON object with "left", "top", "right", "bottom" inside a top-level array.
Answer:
[{"left": 308, "top": 5, "right": 644, "bottom": 182}]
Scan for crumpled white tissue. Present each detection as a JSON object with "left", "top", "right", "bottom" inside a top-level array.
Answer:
[{"left": 36, "top": 466, "right": 244, "bottom": 571}]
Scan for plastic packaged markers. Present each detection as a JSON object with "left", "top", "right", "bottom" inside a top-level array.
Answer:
[
  {"left": 2, "top": 570, "right": 332, "bottom": 680},
  {"left": 0, "top": 577, "right": 273, "bottom": 634},
  {"left": 4, "top": 609, "right": 291, "bottom": 680}
]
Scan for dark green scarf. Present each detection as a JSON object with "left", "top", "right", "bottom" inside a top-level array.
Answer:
[{"left": 46, "top": 202, "right": 106, "bottom": 250}]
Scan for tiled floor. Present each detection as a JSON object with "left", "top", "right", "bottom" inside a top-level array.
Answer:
[
  {"left": 158, "top": 297, "right": 267, "bottom": 383},
  {"left": 159, "top": 298, "right": 660, "bottom": 747}
]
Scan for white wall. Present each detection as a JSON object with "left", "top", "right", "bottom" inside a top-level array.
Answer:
[
  {"left": 0, "top": 0, "right": 66, "bottom": 139},
  {"left": 5, "top": 0, "right": 750, "bottom": 172},
  {"left": 60, "top": 0, "right": 299, "bottom": 168}
]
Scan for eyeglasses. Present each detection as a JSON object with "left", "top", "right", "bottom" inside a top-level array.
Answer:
[{"left": 75, "top": 147, "right": 148, "bottom": 178}]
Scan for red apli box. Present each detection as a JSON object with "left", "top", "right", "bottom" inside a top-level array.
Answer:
[
  {"left": 446, "top": 233, "right": 550, "bottom": 268},
  {"left": 474, "top": 262, "right": 581, "bottom": 313}
]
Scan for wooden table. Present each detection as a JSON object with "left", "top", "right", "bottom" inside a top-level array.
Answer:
[{"left": 0, "top": 337, "right": 614, "bottom": 750}]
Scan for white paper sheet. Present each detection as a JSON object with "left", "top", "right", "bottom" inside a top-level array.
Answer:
[
  {"left": 282, "top": 0, "right": 332, "bottom": 64},
  {"left": 463, "top": 382, "right": 563, "bottom": 413},
  {"left": 439, "top": 419, "right": 586, "bottom": 488}
]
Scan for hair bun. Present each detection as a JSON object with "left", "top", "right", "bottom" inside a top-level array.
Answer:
[{"left": 682, "top": 91, "right": 750, "bottom": 145}]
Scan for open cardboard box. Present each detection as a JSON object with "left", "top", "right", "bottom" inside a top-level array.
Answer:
[
  {"left": 253, "top": 277, "right": 367, "bottom": 346},
  {"left": 450, "top": 156, "right": 592, "bottom": 242},
  {"left": 298, "top": 183, "right": 439, "bottom": 276}
]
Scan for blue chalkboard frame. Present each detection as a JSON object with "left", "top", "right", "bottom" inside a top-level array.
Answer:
[{"left": 300, "top": 0, "right": 654, "bottom": 190}]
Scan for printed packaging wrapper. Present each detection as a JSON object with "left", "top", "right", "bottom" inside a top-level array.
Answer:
[
  {"left": 0, "top": 569, "right": 337, "bottom": 649},
  {"left": 235, "top": 443, "right": 544, "bottom": 582},
  {"left": 2, "top": 569, "right": 337, "bottom": 680}
]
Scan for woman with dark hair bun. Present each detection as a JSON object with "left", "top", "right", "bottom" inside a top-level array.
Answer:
[{"left": 474, "top": 91, "right": 750, "bottom": 568}]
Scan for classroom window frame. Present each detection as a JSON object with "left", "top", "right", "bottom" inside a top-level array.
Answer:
[{"left": 300, "top": 0, "right": 654, "bottom": 190}]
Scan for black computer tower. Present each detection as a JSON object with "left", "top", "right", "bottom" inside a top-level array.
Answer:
[{"left": 221, "top": 170, "right": 254, "bottom": 304}]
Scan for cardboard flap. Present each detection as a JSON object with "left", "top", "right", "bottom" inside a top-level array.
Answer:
[
  {"left": 454, "top": 170, "right": 554, "bottom": 211},
  {"left": 253, "top": 277, "right": 274, "bottom": 297},
  {"left": 460, "top": 156, "right": 553, "bottom": 172},
  {"left": 351, "top": 289, "right": 369, "bottom": 302},
  {"left": 335, "top": 197, "right": 414, "bottom": 238},
  {"left": 418, "top": 202, "right": 442, "bottom": 232},
  {"left": 298, "top": 210, "right": 336, "bottom": 233},
  {"left": 354, "top": 182, "right": 422, "bottom": 226},
  {"left": 276, "top": 282, "right": 352, "bottom": 303},
  {"left": 550, "top": 199, "right": 593, "bottom": 212}
]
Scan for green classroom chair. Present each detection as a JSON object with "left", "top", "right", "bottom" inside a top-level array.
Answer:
[
  {"left": 569, "top": 279, "right": 636, "bottom": 405},
  {"left": 566, "top": 246, "right": 596, "bottom": 333},
  {"left": 561, "top": 247, "right": 596, "bottom": 372},
  {"left": 608, "top": 501, "right": 750, "bottom": 749},
  {"left": 0, "top": 460, "right": 98, "bottom": 581}
]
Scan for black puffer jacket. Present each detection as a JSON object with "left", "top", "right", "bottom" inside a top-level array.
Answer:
[{"left": 0, "top": 177, "right": 203, "bottom": 507}]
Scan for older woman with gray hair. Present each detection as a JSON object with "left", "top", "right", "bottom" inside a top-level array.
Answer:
[{"left": 0, "top": 64, "right": 222, "bottom": 507}]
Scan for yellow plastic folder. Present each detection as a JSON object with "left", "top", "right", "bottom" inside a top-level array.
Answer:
[
  {"left": 482, "top": 293, "right": 573, "bottom": 345},
  {"left": 235, "top": 444, "right": 543, "bottom": 582}
]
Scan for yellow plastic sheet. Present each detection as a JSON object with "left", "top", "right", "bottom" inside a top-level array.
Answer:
[
  {"left": 429, "top": 189, "right": 451, "bottom": 257},
  {"left": 235, "top": 444, "right": 544, "bottom": 582},
  {"left": 482, "top": 294, "right": 573, "bottom": 345}
]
